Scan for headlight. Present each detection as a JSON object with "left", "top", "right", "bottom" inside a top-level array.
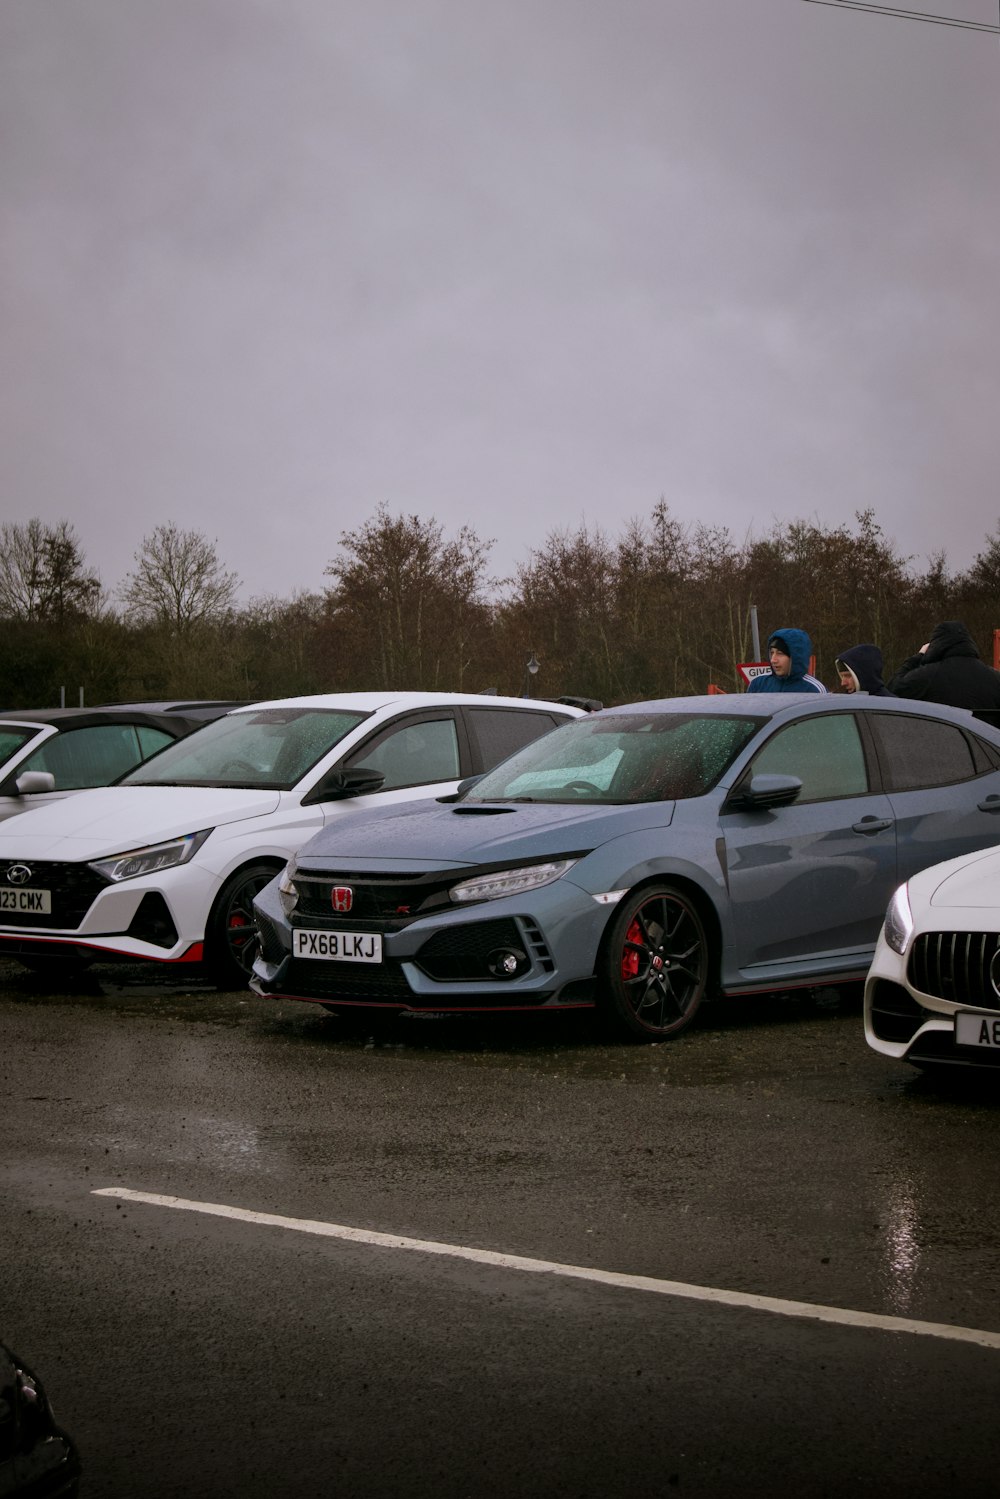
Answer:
[
  {"left": 278, "top": 859, "right": 298, "bottom": 916},
  {"left": 883, "top": 883, "right": 913, "bottom": 955},
  {"left": 89, "top": 829, "right": 213, "bottom": 882},
  {"left": 449, "top": 859, "right": 576, "bottom": 904}
]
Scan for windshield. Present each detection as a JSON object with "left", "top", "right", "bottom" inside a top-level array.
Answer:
[
  {"left": 464, "top": 713, "right": 764, "bottom": 804},
  {"left": 122, "top": 708, "right": 367, "bottom": 789}
]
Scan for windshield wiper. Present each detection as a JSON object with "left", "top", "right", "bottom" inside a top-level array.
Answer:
[{"left": 122, "top": 779, "right": 190, "bottom": 787}]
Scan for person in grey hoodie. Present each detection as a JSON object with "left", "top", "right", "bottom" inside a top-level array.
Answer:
[
  {"left": 747, "top": 628, "right": 827, "bottom": 693},
  {"left": 888, "top": 620, "right": 1000, "bottom": 710},
  {"left": 835, "top": 644, "right": 894, "bottom": 696}
]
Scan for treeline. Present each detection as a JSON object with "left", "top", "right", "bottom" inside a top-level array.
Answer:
[{"left": 1, "top": 506, "right": 998, "bottom": 709}]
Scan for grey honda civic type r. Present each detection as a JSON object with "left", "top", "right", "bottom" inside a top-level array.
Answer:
[{"left": 251, "top": 695, "right": 1000, "bottom": 1040}]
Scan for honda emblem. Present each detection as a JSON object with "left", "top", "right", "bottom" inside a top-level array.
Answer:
[{"left": 331, "top": 886, "right": 354, "bottom": 913}]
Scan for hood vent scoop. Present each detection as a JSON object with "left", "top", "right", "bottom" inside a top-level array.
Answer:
[{"left": 451, "top": 805, "right": 517, "bottom": 816}]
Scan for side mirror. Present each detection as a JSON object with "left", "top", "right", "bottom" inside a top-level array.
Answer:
[
  {"left": 306, "top": 766, "right": 386, "bottom": 803},
  {"left": 438, "top": 774, "right": 484, "bottom": 803},
  {"left": 15, "top": 770, "right": 57, "bottom": 795},
  {"left": 732, "top": 773, "right": 802, "bottom": 811}
]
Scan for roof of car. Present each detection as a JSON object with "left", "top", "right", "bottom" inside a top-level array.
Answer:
[
  {"left": 227, "top": 691, "right": 584, "bottom": 714},
  {"left": 603, "top": 693, "right": 1000, "bottom": 726},
  {"left": 91, "top": 699, "right": 252, "bottom": 716},
  {"left": 0, "top": 706, "right": 207, "bottom": 733}
]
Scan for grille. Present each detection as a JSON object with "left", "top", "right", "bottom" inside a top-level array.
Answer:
[
  {"left": 415, "top": 917, "right": 555, "bottom": 982},
  {"left": 908, "top": 932, "right": 1000, "bottom": 1010},
  {"left": 0, "top": 862, "right": 109, "bottom": 930},
  {"left": 521, "top": 917, "right": 556, "bottom": 974},
  {"left": 292, "top": 870, "right": 461, "bottom": 923},
  {"left": 417, "top": 918, "right": 523, "bottom": 980},
  {"left": 867, "top": 979, "right": 926, "bottom": 1044},
  {"left": 254, "top": 907, "right": 288, "bottom": 965},
  {"left": 127, "top": 893, "right": 178, "bottom": 949},
  {"left": 280, "top": 958, "right": 414, "bottom": 1003},
  {"left": 908, "top": 1030, "right": 1000, "bottom": 1069}
]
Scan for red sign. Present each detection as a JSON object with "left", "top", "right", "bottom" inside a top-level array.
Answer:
[
  {"left": 331, "top": 886, "right": 354, "bottom": 913},
  {"left": 737, "top": 662, "right": 771, "bottom": 686}
]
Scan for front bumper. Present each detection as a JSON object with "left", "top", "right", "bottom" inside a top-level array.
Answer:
[
  {"left": 0, "top": 861, "right": 221, "bottom": 965},
  {"left": 864, "top": 928, "right": 1000, "bottom": 1068},
  {"left": 251, "top": 874, "right": 610, "bottom": 1013}
]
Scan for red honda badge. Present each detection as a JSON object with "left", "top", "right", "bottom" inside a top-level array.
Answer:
[{"left": 331, "top": 886, "right": 354, "bottom": 913}]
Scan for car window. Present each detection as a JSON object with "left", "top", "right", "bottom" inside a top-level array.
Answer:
[
  {"left": 749, "top": 714, "right": 868, "bottom": 803},
  {"left": 0, "top": 726, "right": 41, "bottom": 766},
  {"left": 969, "top": 733, "right": 1000, "bottom": 773},
  {"left": 135, "top": 725, "right": 176, "bottom": 758},
  {"left": 123, "top": 708, "right": 367, "bottom": 788},
  {"left": 18, "top": 724, "right": 145, "bottom": 790},
  {"left": 869, "top": 714, "right": 977, "bottom": 791},
  {"left": 352, "top": 717, "right": 460, "bottom": 789},
  {"left": 466, "top": 708, "right": 564, "bottom": 770}
]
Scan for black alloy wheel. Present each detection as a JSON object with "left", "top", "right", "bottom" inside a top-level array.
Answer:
[
  {"left": 602, "top": 883, "right": 709, "bottom": 1040},
  {"left": 208, "top": 862, "right": 281, "bottom": 989}
]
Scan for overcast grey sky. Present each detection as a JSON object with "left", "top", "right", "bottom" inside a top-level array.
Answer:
[{"left": 2, "top": 0, "right": 998, "bottom": 604}]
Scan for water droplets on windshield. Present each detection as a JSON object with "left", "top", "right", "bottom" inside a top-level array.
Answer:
[
  {"left": 123, "top": 708, "right": 367, "bottom": 790},
  {"left": 467, "top": 714, "right": 762, "bottom": 805}
]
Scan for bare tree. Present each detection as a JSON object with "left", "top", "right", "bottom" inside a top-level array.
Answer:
[
  {"left": 0, "top": 519, "right": 101, "bottom": 622},
  {"left": 121, "top": 524, "right": 240, "bottom": 636},
  {"left": 324, "top": 506, "right": 494, "bottom": 689}
]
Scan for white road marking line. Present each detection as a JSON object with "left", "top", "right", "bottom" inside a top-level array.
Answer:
[{"left": 93, "top": 1186, "right": 1000, "bottom": 1351}]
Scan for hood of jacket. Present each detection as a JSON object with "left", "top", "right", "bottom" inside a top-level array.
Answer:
[
  {"left": 924, "top": 620, "right": 980, "bottom": 662},
  {"left": 767, "top": 627, "right": 814, "bottom": 681},
  {"left": 836, "top": 643, "right": 888, "bottom": 694}
]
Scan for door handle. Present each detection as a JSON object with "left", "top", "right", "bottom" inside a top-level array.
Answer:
[
  {"left": 977, "top": 795, "right": 1000, "bottom": 814},
  {"left": 852, "top": 816, "right": 893, "bottom": 835}
]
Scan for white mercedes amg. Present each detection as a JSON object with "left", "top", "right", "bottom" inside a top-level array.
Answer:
[{"left": 865, "top": 843, "right": 1000, "bottom": 1071}]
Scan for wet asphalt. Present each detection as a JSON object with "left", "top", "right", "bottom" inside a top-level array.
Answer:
[{"left": 2, "top": 958, "right": 1000, "bottom": 1497}]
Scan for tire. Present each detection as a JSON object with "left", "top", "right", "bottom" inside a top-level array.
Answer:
[
  {"left": 207, "top": 862, "right": 282, "bottom": 990},
  {"left": 600, "top": 883, "right": 710, "bottom": 1040}
]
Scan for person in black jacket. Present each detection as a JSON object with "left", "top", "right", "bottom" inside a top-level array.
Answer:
[
  {"left": 888, "top": 620, "right": 1000, "bottom": 710},
  {"left": 835, "top": 644, "right": 894, "bottom": 696}
]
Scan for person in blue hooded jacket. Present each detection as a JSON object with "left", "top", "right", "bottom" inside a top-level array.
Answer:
[
  {"left": 747, "top": 628, "right": 827, "bottom": 693},
  {"left": 835, "top": 644, "right": 894, "bottom": 696}
]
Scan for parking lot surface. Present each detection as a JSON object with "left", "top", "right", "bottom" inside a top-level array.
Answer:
[{"left": 3, "top": 960, "right": 1000, "bottom": 1496}]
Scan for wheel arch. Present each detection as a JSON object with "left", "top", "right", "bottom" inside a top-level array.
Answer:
[
  {"left": 206, "top": 855, "right": 286, "bottom": 925},
  {"left": 594, "top": 870, "right": 723, "bottom": 994},
  {"left": 205, "top": 856, "right": 288, "bottom": 986}
]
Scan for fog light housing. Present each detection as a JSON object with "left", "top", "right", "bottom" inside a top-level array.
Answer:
[{"left": 487, "top": 947, "right": 528, "bottom": 979}]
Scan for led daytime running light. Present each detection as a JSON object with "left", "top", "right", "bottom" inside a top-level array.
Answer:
[
  {"left": 90, "top": 829, "right": 212, "bottom": 883},
  {"left": 450, "top": 859, "right": 576, "bottom": 904},
  {"left": 883, "top": 883, "right": 913, "bottom": 956},
  {"left": 278, "top": 859, "right": 299, "bottom": 916}
]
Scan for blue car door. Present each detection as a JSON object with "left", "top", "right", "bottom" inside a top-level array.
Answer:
[
  {"left": 720, "top": 711, "right": 897, "bottom": 973},
  {"left": 866, "top": 711, "right": 1000, "bottom": 883}
]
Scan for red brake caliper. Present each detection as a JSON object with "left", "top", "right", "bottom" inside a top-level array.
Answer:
[
  {"left": 228, "top": 910, "right": 250, "bottom": 948},
  {"left": 621, "top": 917, "right": 642, "bottom": 981}
]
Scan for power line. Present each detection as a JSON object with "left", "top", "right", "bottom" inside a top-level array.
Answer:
[{"left": 801, "top": 0, "right": 999, "bottom": 33}]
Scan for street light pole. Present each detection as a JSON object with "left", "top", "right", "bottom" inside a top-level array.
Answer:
[{"left": 523, "top": 651, "right": 540, "bottom": 698}]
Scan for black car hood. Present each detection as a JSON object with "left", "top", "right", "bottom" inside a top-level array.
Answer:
[{"left": 296, "top": 798, "right": 675, "bottom": 870}]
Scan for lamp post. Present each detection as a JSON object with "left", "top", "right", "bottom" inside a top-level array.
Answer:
[{"left": 523, "top": 650, "right": 540, "bottom": 698}]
